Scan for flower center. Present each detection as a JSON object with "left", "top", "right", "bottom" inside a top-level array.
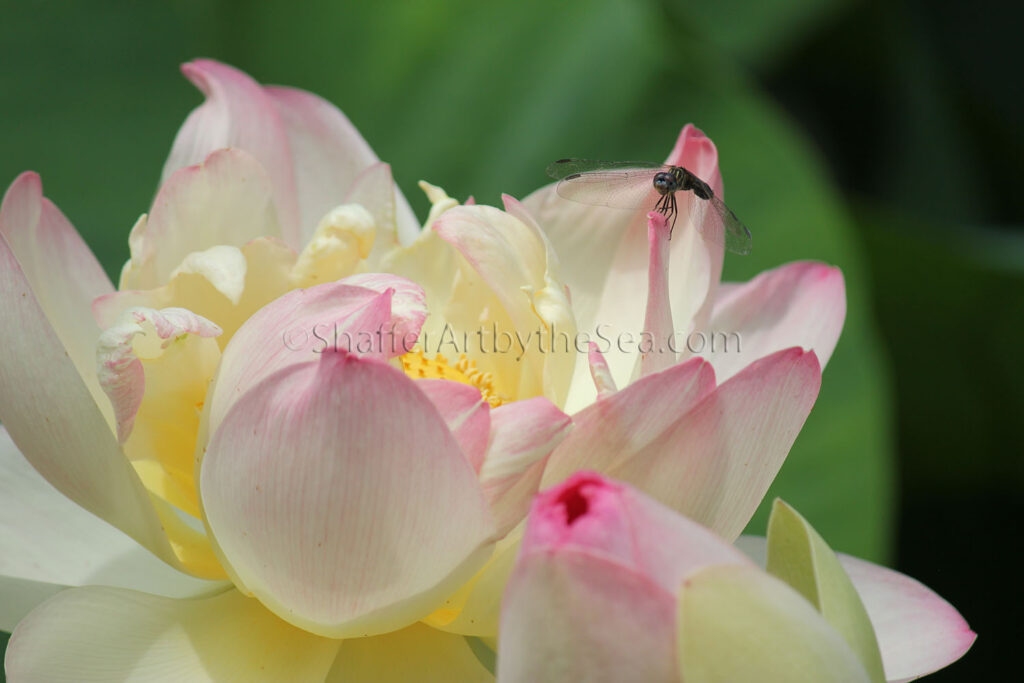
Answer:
[{"left": 400, "top": 349, "right": 504, "bottom": 407}]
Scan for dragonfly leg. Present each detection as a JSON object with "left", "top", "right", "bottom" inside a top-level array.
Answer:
[
  {"left": 655, "top": 193, "right": 667, "bottom": 213},
  {"left": 651, "top": 193, "right": 679, "bottom": 238},
  {"left": 668, "top": 192, "right": 678, "bottom": 239},
  {"left": 652, "top": 193, "right": 678, "bottom": 239}
]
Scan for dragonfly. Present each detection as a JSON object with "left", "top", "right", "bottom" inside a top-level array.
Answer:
[{"left": 546, "top": 159, "right": 752, "bottom": 255}]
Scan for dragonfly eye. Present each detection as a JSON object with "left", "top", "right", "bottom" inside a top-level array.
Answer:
[{"left": 653, "top": 173, "right": 674, "bottom": 194}]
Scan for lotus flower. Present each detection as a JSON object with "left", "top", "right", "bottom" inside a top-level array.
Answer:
[
  {"left": 0, "top": 59, "right": 912, "bottom": 679},
  {"left": 500, "top": 472, "right": 974, "bottom": 682}
]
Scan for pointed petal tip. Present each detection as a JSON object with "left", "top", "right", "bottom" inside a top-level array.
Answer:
[
  {"left": 802, "top": 347, "right": 822, "bottom": 373},
  {"left": 500, "top": 193, "right": 525, "bottom": 212},
  {"left": 179, "top": 59, "right": 217, "bottom": 87},
  {"left": 675, "top": 123, "right": 714, "bottom": 151},
  {"left": 787, "top": 260, "right": 847, "bottom": 294},
  {"left": 680, "top": 122, "right": 707, "bottom": 139},
  {"left": 667, "top": 123, "right": 722, "bottom": 198},
  {"left": 647, "top": 211, "right": 669, "bottom": 230},
  {"left": 764, "top": 345, "right": 822, "bottom": 372},
  {"left": 683, "top": 352, "right": 716, "bottom": 369},
  {"left": 774, "top": 346, "right": 822, "bottom": 386},
  {"left": 7, "top": 170, "right": 42, "bottom": 194},
  {"left": 314, "top": 339, "right": 394, "bottom": 372},
  {"left": 836, "top": 552, "right": 978, "bottom": 681},
  {"left": 181, "top": 57, "right": 235, "bottom": 80}
]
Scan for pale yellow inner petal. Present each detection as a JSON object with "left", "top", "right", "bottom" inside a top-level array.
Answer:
[
  {"left": 291, "top": 203, "right": 376, "bottom": 287},
  {"left": 118, "top": 329, "right": 226, "bottom": 578},
  {"left": 421, "top": 525, "right": 523, "bottom": 637},
  {"left": 123, "top": 332, "right": 219, "bottom": 512}
]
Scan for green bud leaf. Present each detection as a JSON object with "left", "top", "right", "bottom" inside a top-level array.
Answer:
[{"left": 766, "top": 499, "right": 886, "bottom": 682}]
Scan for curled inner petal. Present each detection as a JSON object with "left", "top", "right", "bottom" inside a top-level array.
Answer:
[
  {"left": 96, "top": 306, "right": 222, "bottom": 524},
  {"left": 290, "top": 203, "right": 376, "bottom": 287}
]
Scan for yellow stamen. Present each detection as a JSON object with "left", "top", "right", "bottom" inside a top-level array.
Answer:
[{"left": 400, "top": 349, "right": 504, "bottom": 407}]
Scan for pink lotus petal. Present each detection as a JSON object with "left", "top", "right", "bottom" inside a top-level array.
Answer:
[
  {"left": 610, "top": 348, "right": 821, "bottom": 540},
  {"left": 340, "top": 272, "right": 428, "bottom": 347},
  {"left": 697, "top": 261, "right": 847, "bottom": 383},
  {"left": 498, "top": 472, "right": 751, "bottom": 682},
  {"left": 479, "top": 398, "right": 572, "bottom": 536},
  {"left": 0, "top": 235, "right": 184, "bottom": 572},
  {"left": 526, "top": 472, "right": 752, "bottom": 587},
  {"left": 201, "top": 351, "right": 495, "bottom": 637},
  {"left": 163, "top": 60, "right": 301, "bottom": 245},
  {"left": 838, "top": 553, "right": 976, "bottom": 682},
  {"left": 208, "top": 275, "right": 426, "bottom": 439},
  {"left": 663, "top": 124, "right": 725, "bottom": 339},
  {"left": 499, "top": 549, "right": 678, "bottom": 682},
  {"left": 96, "top": 307, "right": 221, "bottom": 443},
  {"left": 523, "top": 125, "right": 724, "bottom": 391},
  {"left": 6, "top": 587, "right": 340, "bottom": 681},
  {"left": 640, "top": 210, "right": 676, "bottom": 377},
  {"left": 0, "top": 173, "right": 113, "bottom": 400},
  {"left": 735, "top": 535, "right": 975, "bottom": 682},
  {"left": 587, "top": 341, "right": 617, "bottom": 398},
  {"left": 416, "top": 379, "right": 491, "bottom": 471},
  {"left": 543, "top": 356, "right": 716, "bottom": 486},
  {"left": 265, "top": 85, "right": 420, "bottom": 247}
]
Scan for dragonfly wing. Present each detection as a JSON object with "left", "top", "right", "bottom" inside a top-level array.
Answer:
[
  {"left": 546, "top": 158, "right": 665, "bottom": 179},
  {"left": 554, "top": 171, "right": 660, "bottom": 210},
  {"left": 689, "top": 197, "right": 752, "bottom": 255}
]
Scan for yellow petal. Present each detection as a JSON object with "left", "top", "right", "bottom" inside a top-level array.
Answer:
[
  {"left": 328, "top": 623, "right": 493, "bottom": 682},
  {"left": 99, "top": 237, "right": 298, "bottom": 350},
  {"left": 6, "top": 587, "right": 339, "bottom": 682}
]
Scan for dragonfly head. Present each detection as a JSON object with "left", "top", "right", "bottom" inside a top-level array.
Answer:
[{"left": 653, "top": 172, "right": 677, "bottom": 196}]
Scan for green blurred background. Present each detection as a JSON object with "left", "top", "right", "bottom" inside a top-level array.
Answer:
[{"left": 1, "top": 1, "right": 1019, "bottom": 679}]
